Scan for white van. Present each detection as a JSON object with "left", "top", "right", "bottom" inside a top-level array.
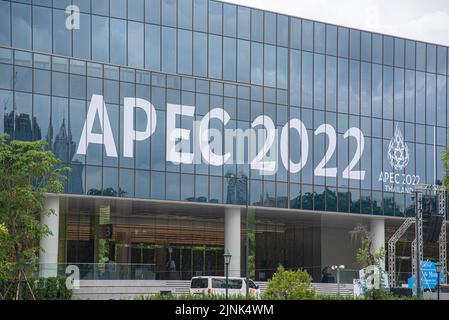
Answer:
[{"left": 190, "top": 276, "right": 261, "bottom": 299}]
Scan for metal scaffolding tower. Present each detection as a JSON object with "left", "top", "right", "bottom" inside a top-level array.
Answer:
[
  {"left": 388, "top": 184, "right": 447, "bottom": 291},
  {"left": 414, "top": 190, "right": 424, "bottom": 294},
  {"left": 388, "top": 218, "right": 414, "bottom": 288},
  {"left": 438, "top": 187, "right": 447, "bottom": 284}
]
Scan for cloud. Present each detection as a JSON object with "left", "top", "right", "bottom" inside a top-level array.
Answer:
[
  {"left": 383, "top": 10, "right": 449, "bottom": 45},
  {"left": 221, "top": 0, "right": 449, "bottom": 46}
]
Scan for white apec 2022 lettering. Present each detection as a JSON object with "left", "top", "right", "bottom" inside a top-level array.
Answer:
[{"left": 74, "top": 94, "right": 419, "bottom": 191}]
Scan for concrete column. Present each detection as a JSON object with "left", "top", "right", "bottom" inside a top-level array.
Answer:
[
  {"left": 370, "top": 218, "right": 385, "bottom": 270},
  {"left": 320, "top": 219, "right": 359, "bottom": 283},
  {"left": 225, "top": 208, "right": 241, "bottom": 277},
  {"left": 39, "top": 196, "right": 60, "bottom": 278}
]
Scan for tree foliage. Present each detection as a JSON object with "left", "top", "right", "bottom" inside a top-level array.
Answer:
[
  {"left": 262, "top": 267, "right": 316, "bottom": 300},
  {"left": 350, "top": 224, "right": 386, "bottom": 270},
  {"left": 443, "top": 149, "right": 449, "bottom": 189},
  {"left": 0, "top": 223, "right": 10, "bottom": 282},
  {"left": 0, "top": 135, "right": 69, "bottom": 283},
  {"left": 350, "top": 224, "right": 388, "bottom": 299}
]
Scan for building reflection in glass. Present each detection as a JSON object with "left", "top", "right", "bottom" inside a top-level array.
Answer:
[{"left": 3, "top": 103, "right": 84, "bottom": 194}]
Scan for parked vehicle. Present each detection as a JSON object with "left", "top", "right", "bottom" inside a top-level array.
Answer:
[{"left": 190, "top": 276, "right": 260, "bottom": 299}]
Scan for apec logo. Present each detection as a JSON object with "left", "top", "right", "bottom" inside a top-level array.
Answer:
[
  {"left": 388, "top": 125, "right": 409, "bottom": 171},
  {"left": 378, "top": 125, "right": 420, "bottom": 194}
]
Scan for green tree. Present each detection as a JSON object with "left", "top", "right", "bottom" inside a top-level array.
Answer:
[
  {"left": 443, "top": 149, "right": 449, "bottom": 189},
  {"left": 351, "top": 224, "right": 386, "bottom": 269},
  {"left": 350, "top": 224, "right": 387, "bottom": 299},
  {"left": 0, "top": 135, "right": 69, "bottom": 299},
  {"left": 262, "top": 267, "right": 316, "bottom": 300},
  {"left": 0, "top": 223, "right": 11, "bottom": 299}
]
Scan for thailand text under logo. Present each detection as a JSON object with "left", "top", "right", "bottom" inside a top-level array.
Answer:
[{"left": 388, "top": 125, "right": 409, "bottom": 171}]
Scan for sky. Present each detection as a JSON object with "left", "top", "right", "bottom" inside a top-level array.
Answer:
[{"left": 221, "top": 0, "right": 449, "bottom": 47}]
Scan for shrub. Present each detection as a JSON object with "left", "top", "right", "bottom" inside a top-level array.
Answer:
[
  {"left": 319, "top": 294, "right": 355, "bottom": 300},
  {"left": 262, "top": 267, "right": 316, "bottom": 300},
  {"left": 134, "top": 293, "right": 252, "bottom": 300},
  {"left": 1, "top": 277, "right": 72, "bottom": 300},
  {"left": 363, "top": 289, "right": 426, "bottom": 300},
  {"left": 319, "top": 291, "right": 426, "bottom": 300}
]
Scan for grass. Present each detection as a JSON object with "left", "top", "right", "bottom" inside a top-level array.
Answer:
[
  {"left": 134, "top": 292, "right": 428, "bottom": 301},
  {"left": 134, "top": 293, "right": 255, "bottom": 300}
]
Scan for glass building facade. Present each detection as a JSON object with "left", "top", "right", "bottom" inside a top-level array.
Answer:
[{"left": 0, "top": 0, "right": 448, "bottom": 283}]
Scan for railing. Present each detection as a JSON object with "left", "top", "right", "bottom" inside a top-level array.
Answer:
[
  {"left": 40, "top": 263, "right": 228, "bottom": 281},
  {"left": 251, "top": 267, "right": 359, "bottom": 284},
  {"left": 40, "top": 263, "right": 157, "bottom": 280},
  {"left": 38, "top": 263, "right": 417, "bottom": 287}
]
